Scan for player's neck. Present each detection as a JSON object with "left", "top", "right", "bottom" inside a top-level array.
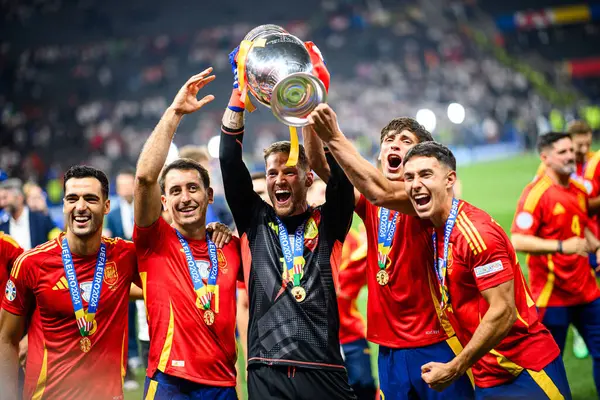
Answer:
[
  {"left": 431, "top": 195, "right": 454, "bottom": 228},
  {"left": 173, "top": 221, "right": 206, "bottom": 240},
  {"left": 65, "top": 230, "right": 102, "bottom": 256},
  {"left": 545, "top": 169, "right": 570, "bottom": 188}
]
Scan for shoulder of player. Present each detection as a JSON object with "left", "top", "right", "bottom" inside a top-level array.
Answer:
[
  {"left": 569, "top": 178, "right": 588, "bottom": 195},
  {"left": 519, "top": 175, "right": 554, "bottom": 212},
  {"left": 103, "top": 236, "right": 133, "bottom": 250},
  {"left": 454, "top": 202, "right": 503, "bottom": 256},
  {"left": 585, "top": 150, "right": 600, "bottom": 179},
  {"left": 222, "top": 236, "right": 241, "bottom": 252},
  {"left": 0, "top": 232, "right": 20, "bottom": 249},
  {"left": 11, "top": 240, "right": 60, "bottom": 279}
]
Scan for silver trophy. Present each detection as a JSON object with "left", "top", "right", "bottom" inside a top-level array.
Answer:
[{"left": 241, "top": 24, "right": 327, "bottom": 127}]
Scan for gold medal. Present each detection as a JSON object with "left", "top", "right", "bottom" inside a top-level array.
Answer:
[
  {"left": 203, "top": 309, "right": 215, "bottom": 326},
  {"left": 79, "top": 337, "right": 92, "bottom": 353},
  {"left": 291, "top": 286, "right": 306, "bottom": 302},
  {"left": 376, "top": 269, "right": 390, "bottom": 286}
]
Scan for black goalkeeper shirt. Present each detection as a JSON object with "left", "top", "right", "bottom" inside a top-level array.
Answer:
[{"left": 220, "top": 125, "right": 355, "bottom": 370}]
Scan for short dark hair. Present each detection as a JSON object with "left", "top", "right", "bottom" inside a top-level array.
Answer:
[
  {"left": 537, "top": 132, "right": 571, "bottom": 153},
  {"left": 567, "top": 120, "right": 592, "bottom": 136},
  {"left": 63, "top": 165, "right": 110, "bottom": 198},
  {"left": 380, "top": 117, "right": 434, "bottom": 144},
  {"left": 263, "top": 141, "right": 310, "bottom": 171},
  {"left": 117, "top": 167, "right": 136, "bottom": 177},
  {"left": 403, "top": 142, "right": 457, "bottom": 171},
  {"left": 159, "top": 158, "right": 210, "bottom": 195}
]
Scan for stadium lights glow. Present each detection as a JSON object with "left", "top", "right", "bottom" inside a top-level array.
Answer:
[
  {"left": 416, "top": 109, "right": 436, "bottom": 132},
  {"left": 166, "top": 142, "right": 179, "bottom": 164},
  {"left": 447, "top": 103, "right": 465, "bottom": 124},
  {"left": 208, "top": 135, "right": 220, "bottom": 159}
]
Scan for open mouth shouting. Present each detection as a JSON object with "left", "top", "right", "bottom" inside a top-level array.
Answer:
[
  {"left": 387, "top": 154, "right": 402, "bottom": 172},
  {"left": 413, "top": 193, "right": 432, "bottom": 211},
  {"left": 274, "top": 188, "right": 292, "bottom": 206}
]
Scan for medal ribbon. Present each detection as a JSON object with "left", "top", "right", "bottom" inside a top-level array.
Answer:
[
  {"left": 176, "top": 230, "right": 219, "bottom": 310},
  {"left": 61, "top": 237, "right": 107, "bottom": 337},
  {"left": 276, "top": 217, "right": 306, "bottom": 287},
  {"left": 377, "top": 208, "right": 399, "bottom": 270},
  {"left": 432, "top": 198, "right": 460, "bottom": 310}
]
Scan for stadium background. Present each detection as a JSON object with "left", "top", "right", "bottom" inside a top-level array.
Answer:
[{"left": 1, "top": 0, "right": 599, "bottom": 398}]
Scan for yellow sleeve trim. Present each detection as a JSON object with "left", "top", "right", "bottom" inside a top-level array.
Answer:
[{"left": 524, "top": 177, "right": 552, "bottom": 213}]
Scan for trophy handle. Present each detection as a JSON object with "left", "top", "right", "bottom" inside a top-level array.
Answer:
[{"left": 270, "top": 72, "right": 328, "bottom": 127}]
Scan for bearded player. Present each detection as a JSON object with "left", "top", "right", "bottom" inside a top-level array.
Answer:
[
  {"left": 134, "top": 68, "right": 241, "bottom": 399},
  {"left": 306, "top": 105, "right": 473, "bottom": 399},
  {"left": 402, "top": 142, "right": 570, "bottom": 398},
  {"left": 512, "top": 132, "right": 600, "bottom": 394},
  {"left": 0, "top": 166, "right": 139, "bottom": 400}
]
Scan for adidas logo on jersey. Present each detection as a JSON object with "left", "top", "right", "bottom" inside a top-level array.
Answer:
[
  {"left": 52, "top": 276, "right": 69, "bottom": 291},
  {"left": 552, "top": 203, "right": 566, "bottom": 215}
]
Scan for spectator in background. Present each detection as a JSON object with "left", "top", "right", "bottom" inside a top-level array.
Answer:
[
  {"left": 0, "top": 186, "right": 9, "bottom": 224},
  {"left": 23, "top": 182, "right": 49, "bottom": 215},
  {"left": 103, "top": 168, "right": 141, "bottom": 391},
  {"left": 178, "top": 145, "right": 234, "bottom": 227},
  {"left": 0, "top": 178, "right": 60, "bottom": 250}
]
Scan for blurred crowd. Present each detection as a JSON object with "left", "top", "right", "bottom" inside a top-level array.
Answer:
[{"left": 0, "top": 0, "right": 595, "bottom": 205}]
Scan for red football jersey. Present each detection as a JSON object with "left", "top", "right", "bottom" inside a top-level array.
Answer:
[
  {"left": 337, "top": 214, "right": 367, "bottom": 345},
  {"left": 584, "top": 151, "right": 600, "bottom": 236},
  {"left": 438, "top": 200, "right": 559, "bottom": 388},
  {"left": 2, "top": 235, "right": 137, "bottom": 400},
  {"left": 134, "top": 217, "right": 241, "bottom": 387},
  {"left": 0, "top": 232, "right": 23, "bottom": 309},
  {"left": 356, "top": 195, "right": 449, "bottom": 348},
  {"left": 511, "top": 175, "right": 600, "bottom": 307}
]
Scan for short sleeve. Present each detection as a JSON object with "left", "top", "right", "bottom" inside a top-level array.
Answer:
[
  {"left": 355, "top": 194, "right": 367, "bottom": 221},
  {"left": 133, "top": 216, "right": 167, "bottom": 256},
  {"left": 584, "top": 153, "right": 600, "bottom": 197},
  {"left": 469, "top": 223, "right": 515, "bottom": 292},
  {"left": 0, "top": 234, "right": 23, "bottom": 272},
  {"left": 2, "top": 253, "right": 35, "bottom": 315},
  {"left": 511, "top": 186, "right": 544, "bottom": 236}
]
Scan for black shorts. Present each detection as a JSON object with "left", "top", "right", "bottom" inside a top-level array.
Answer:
[{"left": 247, "top": 364, "right": 357, "bottom": 400}]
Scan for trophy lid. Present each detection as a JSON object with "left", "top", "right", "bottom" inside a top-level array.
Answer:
[{"left": 244, "top": 24, "right": 289, "bottom": 42}]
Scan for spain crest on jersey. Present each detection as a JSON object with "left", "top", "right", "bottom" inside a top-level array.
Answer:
[
  {"left": 304, "top": 209, "right": 321, "bottom": 252},
  {"left": 103, "top": 262, "right": 118, "bottom": 287}
]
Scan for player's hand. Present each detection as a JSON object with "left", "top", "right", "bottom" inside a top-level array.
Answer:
[
  {"left": 18, "top": 335, "right": 28, "bottom": 370},
  {"left": 307, "top": 104, "right": 341, "bottom": 143},
  {"left": 169, "top": 68, "right": 216, "bottom": 116},
  {"left": 421, "top": 361, "right": 461, "bottom": 392},
  {"left": 562, "top": 237, "right": 590, "bottom": 257},
  {"left": 207, "top": 222, "right": 232, "bottom": 248}
]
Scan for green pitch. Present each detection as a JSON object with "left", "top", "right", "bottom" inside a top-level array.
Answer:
[{"left": 125, "top": 152, "right": 596, "bottom": 399}]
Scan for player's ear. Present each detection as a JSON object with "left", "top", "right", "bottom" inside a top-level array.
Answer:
[
  {"left": 161, "top": 195, "right": 168, "bottom": 211},
  {"left": 104, "top": 198, "right": 110, "bottom": 216},
  {"left": 446, "top": 170, "right": 457, "bottom": 189},
  {"left": 305, "top": 170, "right": 314, "bottom": 188},
  {"left": 206, "top": 187, "right": 214, "bottom": 204}
]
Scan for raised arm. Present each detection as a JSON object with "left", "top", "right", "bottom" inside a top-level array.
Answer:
[
  {"left": 0, "top": 311, "right": 24, "bottom": 400},
  {"left": 302, "top": 125, "right": 331, "bottom": 183},
  {"left": 219, "top": 48, "right": 262, "bottom": 234},
  {"left": 308, "top": 104, "right": 414, "bottom": 214},
  {"left": 134, "top": 68, "right": 215, "bottom": 228}
]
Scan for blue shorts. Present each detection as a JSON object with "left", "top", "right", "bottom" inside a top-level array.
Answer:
[
  {"left": 378, "top": 338, "right": 474, "bottom": 400},
  {"left": 341, "top": 338, "right": 375, "bottom": 388},
  {"left": 143, "top": 371, "right": 237, "bottom": 400},
  {"left": 475, "top": 356, "right": 571, "bottom": 399}
]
